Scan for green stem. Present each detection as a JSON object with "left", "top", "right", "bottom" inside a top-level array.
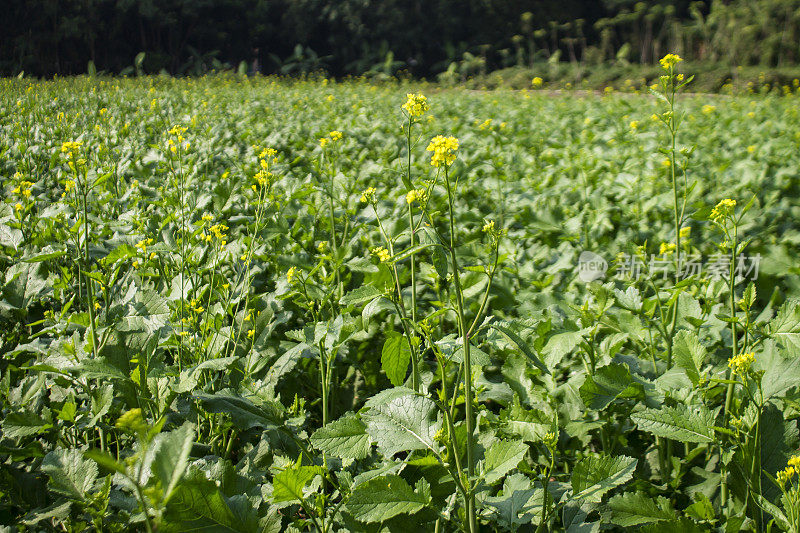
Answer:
[{"left": 444, "top": 166, "right": 477, "bottom": 533}]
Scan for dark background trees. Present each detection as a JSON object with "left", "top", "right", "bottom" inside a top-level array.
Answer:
[{"left": 2, "top": 0, "right": 798, "bottom": 78}]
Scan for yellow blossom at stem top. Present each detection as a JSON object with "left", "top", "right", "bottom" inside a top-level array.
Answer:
[
  {"left": 482, "top": 220, "right": 495, "bottom": 233},
  {"left": 659, "top": 53, "right": 683, "bottom": 70},
  {"left": 360, "top": 186, "right": 376, "bottom": 203},
  {"left": 372, "top": 246, "right": 391, "bottom": 263},
  {"left": 405, "top": 189, "right": 426, "bottom": 205},
  {"left": 659, "top": 242, "right": 676, "bottom": 255},
  {"left": 532, "top": 77, "right": 543, "bottom": 88},
  {"left": 402, "top": 93, "right": 429, "bottom": 118},
  {"left": 679, "top": 226, "right": 691, "bottom": 238},
  {"left": 710, "top": 198, "right": 736, "bottom": 223},
  {"left": 329, "top": 130, "right": 343, "bottom": 141},
  {"left": 426, "top": 135, "right": 459, "bottom": 168},
  {"left": 728, "top": 351, "right": 755, "bottom": 376},
  {"left": 287, "top": 266, "right": 297, "bottom": 285}
]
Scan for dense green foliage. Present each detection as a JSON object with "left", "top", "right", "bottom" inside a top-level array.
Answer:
[
  {"left": 1, "top": 73, "right": 800, "bottom": 531},
  {"left": 5, "top": 0, "right": 800, "bottom": 78}
]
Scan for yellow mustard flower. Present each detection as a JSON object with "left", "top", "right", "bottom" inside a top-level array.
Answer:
[
  {"left": 426, "top": 135, "right": 459, "bottom": 168},
  {"left": 402, "top": 93, "right": 429, "bottom": 118},
  {"left": 659, "top": 53, "right": 683, "bottom": 70}
]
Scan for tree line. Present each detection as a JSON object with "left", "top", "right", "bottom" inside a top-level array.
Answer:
[{"left": 3, "top": 0, "right": 799, "bottom": 78}]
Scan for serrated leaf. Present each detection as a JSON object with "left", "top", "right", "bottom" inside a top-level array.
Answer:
[
  {"left": 381, "top": 335, "right": 411, "bottom": 387},
  {"left": 41, "top": 449, "right": 98, "bottom": 500},
  {"left": 579, "top": 363, "right": 642, "bottom": 410},
  {"left": 604, "top": 492, "right": 676, "bottom": 526},
  {"left": 630, "top": 404, "right": 715, "bottom": 443},
  {"left": 272, "top": 465, "right": 325, "bottom": 503},
  {"left": 363, "top": 392, "right": 441, "bottom": 457},
  {"left": 152, "top": 423, "right": 195, "bottom": 505},
  {"left": 346, "top": 475, "right": 427, "bottom": 523},
  {"left": 673, "top": 330, "right": 707, "bottom": 386},
  {"left": 310, "top": 414, "right": 370, "bottom": 459},
  {"left": 2, "top": 411, "right": 52, "bottom": 438},
  {"left": 490, "top": 321, "right": 549, "bottom": 374},
  {"left": 571, "top": 454, "right": 637, "bottom": 502},
  {"left": 483, "top": 439, "right": 529, "bottom": 484},
  {"left": 340, "top": 285, "right": 383, "bottom": 306}
]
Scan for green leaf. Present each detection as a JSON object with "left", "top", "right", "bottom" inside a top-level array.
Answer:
[
  {"left": 310, "top": 414, "right": 370, "bottom": 459},
  {"left": 346, "top": 475, "right": 427, "bottom": 523},
  {"left": 604, "top": 492, "right": 676, "bottom": 526},
  {"left": 340, "top": 285, "right": 383, "bottom": 306},
  {"left": 484, "top": 473, "right": 540, "bottom": 528},
  {"left": 579, "top": 363, "right": 642, "bottom": 410},
  {"left": 163, "top": 468, "right": 264, "bottom": 532},
  {"left": 571, "top": 454, "right": 637, "bottom": 502},
  {"left": 769, "top": 299, "right": 800, "bottom": 352},
  {"left": 483, "top": 439, "right": 529, "bottom": 484},
  {"left": 194, "top": 392, "right": 283, "bottom": 431},
  {"left": 630, "top": 404, "right": 715, "bottom": 443},
  {"left": 543, "top": 330, "right": 585, "bottom": 369},
  {"left": 2, "top": 411, "right": 52, "bottom": 438},
  {"left": 490, "top": 321, "right": 549, "bottom": 374},
  {"left": 152, "top": 423, "right": 195, "bottom": 505},
  {"left": 759, "top": 340, "right": 800, "bottom": 399},
  {"left": 0, "top": 223, "right": 23, "bottom": 249},
  {"left": 381, "top": 335, "right": 411, "bottom": 387},
  {"left": 272, "top": 464, "right": 324, "bottom": 503},
  {"left": 84, "top": 450, "right": 127, "bottom": 476},
  {"left": 672, "top": 330, "right": 707, "bottom": 386},
  {"left": 363, "top": 391, "right": 441, "bottom": 457},
  {"left": 500, "top": 402, "right": 552, "bottom": 442},
  {"left": 41, "top": 449, "right": 98, "bottom": 501}
]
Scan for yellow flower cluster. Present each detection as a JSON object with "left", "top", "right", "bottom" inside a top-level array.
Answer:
[
  {"left": 60, "top": 141, "right": 83, "bottom": 155},
  {"left": 319, "top": 131, "right": 342, "bottom": 148},
  {"left": 776, "top": 455, "right": 800, "bottom": 487},
  {"left": 679, "top": 226, "right": 691, "bottom": 238},
  {"left": 205, "top": 223, "right": 228, "bottom": 245},
  {"left": 532, "top": 77, "right": 543, "bottom": 88},
  {"left": 372, "top": 246, "right": 391, "bottom": 262},
  {"left": 629, "top": 120, "right": 639, "bottom": 130},
  {"left": 135, "top": 238, "right": 154, "bottom": 254},
  {"left": 13, "top": 180, "right": 33, "bottom": 199},
  {"left": 167, "top": 125, "right": 189, "bottom": 153},
  {"left": 710, "top": 198, "right": 736, "bottom": 223},
  {"left": 360, "top": 186, "right": 376, "bottom": 203},
  {"left": 402, "top": 93, "right": 429, "bottom": 118},
  {"left": 659, "top": 53, "right": 683, "bottom": 70},
  {"left": 287, "top": 266, "right": 298, "bottom": 284},
  {"left": 405, "top": 189, "right": 426, "bottom": 205},
  {"left": 728, "top": 351, "right": 755, "bottom": 376},
  {"left": 702, "top": 105, "right": 716, "bottom": 115},
  {"left": 659, "top": 242, "right": 676, "bottom": 255},
  {"left": 426, "top": 135, "right": 459, "bottom": 168},
  {"left": 482, "top": 220, "right": 495, "bottom": 233}
]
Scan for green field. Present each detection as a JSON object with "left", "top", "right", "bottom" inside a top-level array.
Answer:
[{"left": 1, "top": 72, "right": 800, "bottom": 532}]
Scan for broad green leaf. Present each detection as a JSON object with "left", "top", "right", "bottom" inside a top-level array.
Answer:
[
  {"left": 483, "top": 473, "right": 540, "bottom": 528},
  {"left": 346, "top": 475, "right": 427, "bottom": 523},
  {"left": 483, "top": 439, "right": 529, "bottom": 484},
  {"left": 194, "top": 392, "right": 283, "bottom": 431},
  {"left": 41, "top": 449, "right": 98, "bottom": 501},
  {"left": 490, "top": 321, "right": 549, "bottom": 374},
  {"left": 604, "top": 492, "right": 676, "bottom": 526},
  {"left": 310, "top": 414, "right": 370, "bottom": 459},
  {"left": 579, "top": 363, "right": 642, "bottom": 410},
  {"left": 272, "top": 464, "right": 324, "bottom": 503},
  {"left": 381, "top": 334, "right": 411, "bottom": 387},
  {"left": 152, "top": 423, "right": 195, "bottom": 505},
  {"left": 571, "top": 454, "right": 637, "bottom": 502},
  {"left": 543, "top": 330, "right": 585, "bottom": 369},
  {"left": 759, "top": 340, "right": 800, "bottom": 399},
  {"left": 500, "top": 402, "right": 552, "bottom": 442},
  {"left": 84, "top": 450, "right": 127, "bottom": 475},
  {"left": 340, "top": 285, "right": 383, "bottom": 306},
  {"left": 363, "top": 392, "right": 441, "bottom": 457},
  {"left": 672, "top": 330, "right": 707, "bottom": 386},
  {"left": 0, "top": 223, "right": 23, "bottom": 249},
  {"left": 2, "top": 411, "right": 52, "bottom": 438},
  {"left": 162, "top": 468, "right": 264, "bottom": 532},
  {"left": 630, "top": 404, "right": 715, "bottom": 443}
]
